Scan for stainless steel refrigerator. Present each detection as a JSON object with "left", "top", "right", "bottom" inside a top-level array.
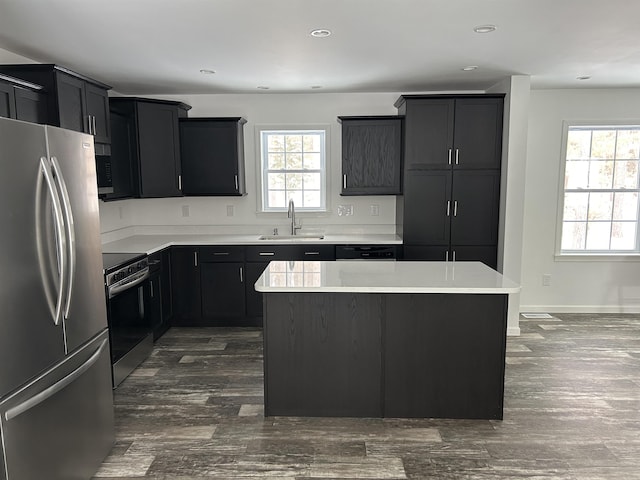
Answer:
[{"left": 0, "top": 117, "right": 114, "bottom": 479}]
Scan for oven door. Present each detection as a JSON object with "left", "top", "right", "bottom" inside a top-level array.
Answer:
[{"left": 106, "top": 270, "right": 153, "bottom": 387}]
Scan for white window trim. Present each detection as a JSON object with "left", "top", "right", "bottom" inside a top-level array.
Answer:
[
  {"left": 254, "top": 124, "right": 331, "bottom": 214},
  {"left": 555, "top": 119, "right": 640, "bottom": 257}
]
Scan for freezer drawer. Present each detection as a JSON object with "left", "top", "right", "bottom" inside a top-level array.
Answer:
[{"left": 0, "top": 330, "right": 114, "bottom": 480}]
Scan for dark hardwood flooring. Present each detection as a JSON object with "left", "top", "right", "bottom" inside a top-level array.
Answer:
[{"left": 94, "top": 313, "right": 640, "bottom": 479}]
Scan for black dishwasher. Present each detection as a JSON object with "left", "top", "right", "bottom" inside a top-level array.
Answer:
[{"left": 335, "top": 245, "right": 400, "bottom": 260}]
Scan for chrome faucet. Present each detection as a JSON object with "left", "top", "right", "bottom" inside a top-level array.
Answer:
[{"left": 287, "top": 198, "right": 301, "bottom": 235}]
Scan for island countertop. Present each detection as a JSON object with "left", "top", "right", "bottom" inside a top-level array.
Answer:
[{"left": 255, "top": 260, "right": 520, "bottom": 294}]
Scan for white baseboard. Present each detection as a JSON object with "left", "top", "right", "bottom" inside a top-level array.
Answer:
[
  {"left": 519, "top": 305, "right": 640, "bottom": 314},
  {"left": 507, "top": 326, "right": 521, "bottom": 336}
]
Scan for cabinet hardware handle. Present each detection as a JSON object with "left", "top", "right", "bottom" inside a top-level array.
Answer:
[
  {"left": 445, "top": 251, "right": 449, "bottom": 262},
  {"left": 92, "top": 116, "right": 97, "bottom": 136},
  {"left": 178, "top": 175, "right": 182, "bottom": 190},
  {"left": 455, "top": 149, "right": 459, "bottom": 165},
  {"left": 453, "top": 200, "right": 458, "bottom": 217},
  {"left": 213, "top": 252, "right": 230, "bottom": 256},
  {"left": 86, "top": 116, "right": 91, "bottom": 135},
  {"left": 453, "top": 250, "right": 456, "bottom": 262},
  {"left": 234, "top": 175, "right": 238, "bottom": 190},
  {"left": 150, "top": 280, "right": 154, "bottom": 298},
  {"left": 305, "top": 251, "right": 320, "bottom": 255},
  {"left": 446, "top": 200, "right": 450, "bottom": 216},
  {"left": 239, "top": 267, "right": 244, "bottom": 283},
  {"left": 343, "top": 174, "right": 347, "bottom": 189},
  {"left": 194, "top": 251, "right": 198, "bottom": 266},
  {"left": 448, "top": 149, "right": 452, "bottom": 165},
  {"left": 259, "top": 252, "right": 275, "bottom": 256}
]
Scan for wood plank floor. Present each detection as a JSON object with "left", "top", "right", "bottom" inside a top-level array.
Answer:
[{"left": 93, "top": 313, "right": 640, "bottom": 479}]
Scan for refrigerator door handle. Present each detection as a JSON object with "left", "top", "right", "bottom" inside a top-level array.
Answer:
[
  {"left": 4, "top": 338, "right": 109, "bottom": 421},
  {"left": 39, "top": 157, "right": 67, "bottom": 327},
  {"left": 51, "top": 156, "right": 76, "bottom": 320}
]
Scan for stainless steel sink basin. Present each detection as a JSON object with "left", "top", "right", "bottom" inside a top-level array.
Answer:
[{"left": 259, "top": 234, "right": 325, "bottom": 240}]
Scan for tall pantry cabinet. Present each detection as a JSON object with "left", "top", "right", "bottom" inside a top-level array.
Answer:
[{"left": 395, "top": 95, "right": 504, "bottom": 269}]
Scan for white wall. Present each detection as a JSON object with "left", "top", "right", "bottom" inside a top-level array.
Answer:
[
  {"left": 99, "top": 93, "right": 404, "bottom": 237},
  {"left": 521, "top": 88, "right": 640, "bottom": 313}
]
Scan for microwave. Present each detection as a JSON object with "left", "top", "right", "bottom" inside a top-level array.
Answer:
[{"left": 95, "top": 154, "right": 114, "bottom": 195}]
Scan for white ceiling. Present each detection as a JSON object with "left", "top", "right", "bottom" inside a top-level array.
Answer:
[{"left": 1, "top": 0, "right": 639, "bottom": 95}]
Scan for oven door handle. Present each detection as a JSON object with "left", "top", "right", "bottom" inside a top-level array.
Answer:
[{"left": 108, "top": 268, "right": 150, "bottom": 299}]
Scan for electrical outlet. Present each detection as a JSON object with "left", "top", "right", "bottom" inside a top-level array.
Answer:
[
  {"left": 542, "top": 274, "right": 552, "bottom": 286},
  {"left": 370, "top": 204, "right": 379, "bottom": 216},
  {"left": 181, "top": 205, "right": 190, "bottom": 217},
  {"left": 226, "top": 205, "right": 234, "bottom": 217},
  {"left": 337, "top": 204, "right": 353, "bottom": 216}
]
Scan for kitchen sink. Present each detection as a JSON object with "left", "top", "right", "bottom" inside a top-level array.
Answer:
[{"left": 259, "top": 234, "right": 325, "bottom": 240}]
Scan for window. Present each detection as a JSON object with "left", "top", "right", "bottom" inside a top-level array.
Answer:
[
  {"left": 559, "top": 124, "right": 640, "bottom": 253},
  {"left": 259, "top": 128, "right": 327, "bottom": 212}
]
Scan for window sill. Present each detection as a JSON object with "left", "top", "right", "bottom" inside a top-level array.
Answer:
[{"left": 555, "top": 253, "right": 640, "bottom": 262}]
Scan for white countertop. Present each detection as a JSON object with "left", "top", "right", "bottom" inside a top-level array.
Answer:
[
  {"left": 255, "top": 261, "right": 520, "bottom": 294},
  {"left": 101, "top": 233, "right": 402, "bottom": 254}
]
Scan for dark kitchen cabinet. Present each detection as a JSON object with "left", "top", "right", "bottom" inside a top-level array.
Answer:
[
  {"left": 338, "top": 116, "right": 403, "bottom": 195},
  {"left": 100, "top": 110, "right": 136, "bottom": 200},
  {"left": 396, "top": 94, "right": 504, "bottom": 269},
  {"left": 0, "top": 65, "right": 112, "bottom": 150},
  {"left": 110, "top": 98, "right": 191, "bottom": 198},
  {"left": 396, "top": 95, "right": 503, "bottom": 171},
  {"left": 245, "top": 262, "right": 270, "bottom": 319},
  {"left": 179, "top": 117, "right": 247, "bottom": 196},
  {"left": 171, "top": 247, "right": 202, "bottom": 325},
  {"left": 0, "top": 73, "right": 47, "bottom": 124},
  {"left": 402, "top": 169, "right": 500, "bottom": 268},
  {"left": 199, "top": 246, "right": 246, "bottom": 324},
  {"left": 146, "top": 249, "right": 173, "bottom": 340}
]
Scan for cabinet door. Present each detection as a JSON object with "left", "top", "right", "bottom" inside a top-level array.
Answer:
[
  {"left": 85, "top": 83, "right": 111, "bottom": 144},
  {"left": 136, "top": 102, "right": 182, "bottom": 197},
  {"left": 0, "top": 81, "right": 16, "bottom": 118},
  {"left": 159, "top": 249, "right": 173, "bottom": 324},
  {"left": 402, "top": 170, "right": 452, "bottom": 245},
  {"left": 404, "top": 99, "right": 454, "bottom": 170},
  {"left": 453, "top": 97, "right": 503, "bottom": 170},
  {"left": 146, "top": 273, "right": 163, "bottom": 340},
  {"left": 170, "top": 247, "right": 201, "bottom": 323},
  {"left": 103, "top": 110, "right": 135, "bottom": 200},
  {"left": 245, "top": 262, "right": 269, "bottom": 320},
  {"left": 200, "top": 262, "right": 246, "bottom": 320},
  {"left": 341, "top": 118, "right": 402, "bottom": 195},
  {"left": 14, "top": 88, "right": 47, "bottom": 124},
  {"left": 55, "top": 72, "right": 86, "bottom": 133},
  {"left": 180, "top": 120, "right": 244, "bottom": 195},
  {"left": 450, "top": 170, "right": 500, "bottom": 245}
]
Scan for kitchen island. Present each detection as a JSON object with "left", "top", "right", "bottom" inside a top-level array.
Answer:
[{"left": 255, "top": 261, "right": 520, "bottom": 420}]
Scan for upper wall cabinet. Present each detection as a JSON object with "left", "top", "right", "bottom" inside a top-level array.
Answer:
[
  {"left": 395, "top": 95, "right": 504, "bottom": 171},
  {"left": 0, "top": 73, "right": 48, "bottom": 124},
  {"left": 179, "top": 117, "right": 247, "bottom": 196},
  {"left": 0, "top": 64, "right": 112, "bottom": 152},
  {"left": 338, "top": 116, "right": 403, "bottom": 195},
  {"left": 110, "top": 97, "right": 191, "bottom": 198}
]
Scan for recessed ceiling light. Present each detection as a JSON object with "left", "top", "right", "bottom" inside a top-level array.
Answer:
[
  {"left": 257, "top": 86, "right": 270, "bottom": 90},
  {"left": 199, "top": 69, "right": 216, "bottom": 74},
  {"left": 462, "top": 66, "right": 478, "bottom": 71},
  {"left": 474, "top": 24, "right": 497, "bottom": 33},
  {"left": 310, "top": 29, "right": 331, "bottom": 38},
  {"left": 577, "top": 75, "right": 591, "bottom": 81}
]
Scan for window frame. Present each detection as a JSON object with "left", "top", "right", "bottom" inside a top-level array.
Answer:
[
  {"left": 556, "top": 120, "right": 640, "bottom": 257},
  {"left": 256, "top": 125, "right": 330, "bottom": 213}
]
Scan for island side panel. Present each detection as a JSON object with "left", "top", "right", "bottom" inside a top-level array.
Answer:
[
  {"left": 263, "top": 292, "right": 383, "bottom": 417},
  {"left": 384, "top": 293, "right": 508, "bottom": 420}
]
